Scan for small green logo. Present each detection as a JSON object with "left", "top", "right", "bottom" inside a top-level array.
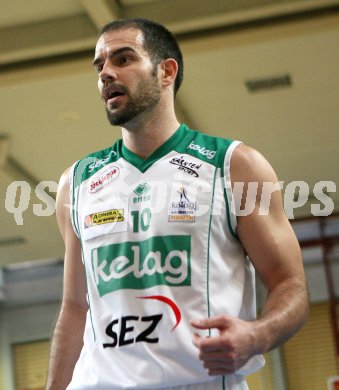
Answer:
[
  {"left": 92, "top": 235, "right": 191, "bottom": 296},
  {"left": 134, "top": 183, "right": 151, "bottom": 196},
  {"left": 133, "top": 183, "right": 151, "bottom": 203}
]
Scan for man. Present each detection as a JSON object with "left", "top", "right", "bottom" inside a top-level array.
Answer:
[{"left": 46, "top": 18, "right": 308, "bottom": 390}]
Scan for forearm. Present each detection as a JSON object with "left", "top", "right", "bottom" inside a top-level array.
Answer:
[
  {"left": 254, "top": 277, "right": 309, "bottom": 354},
  {"left": 46, "top": 304, "right": 86, "bottom": 390}
]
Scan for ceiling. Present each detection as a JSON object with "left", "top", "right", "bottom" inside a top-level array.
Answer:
[{"left": 0, "top": 0, "right": 338, "bottom": 266}]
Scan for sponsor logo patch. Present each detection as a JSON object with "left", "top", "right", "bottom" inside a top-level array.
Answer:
[
  {"left": 92, "top": 235, "right": 191, "bottom": 296},
  {"left": 88, "top": 166, "right": 119, "bottom": 193},
  {"left": 133, "top": 182, "right": 151, "bottom": 203},
  {"left": 102, "top": 295, "right": 181, "bottom": 349},
  {"left": 187, "top": 140, "right": 216, "bottom": 160},
  {"left": 168, "top": 186, "right": 196, "bottom": 222},
  {"left": 134, "top": 183, "right": 151, "bottom": 196},
  {"left": 169, "top": 155, "right": 202, "bottom": 177},
  {"left": 84, "top": 209, "right": 124, "bottom": 228}
]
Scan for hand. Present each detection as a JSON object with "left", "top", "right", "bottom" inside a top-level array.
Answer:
[{"left": 191, "top": 315, "right": 259, "bottom": 376}]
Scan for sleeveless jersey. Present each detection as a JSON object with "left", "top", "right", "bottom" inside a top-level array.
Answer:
[{"left": 67, "top": 124, "right": 264, "bottom": 390}]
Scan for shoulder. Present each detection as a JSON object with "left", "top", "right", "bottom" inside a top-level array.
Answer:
[
  {"left": 70, "top": 139, "right": 122, "bottom": 186},
  {"left": 55, "top": 167, "right": 74, "bottom": 240},
  {"left": 57, "top": 167, "right": 71, "bottom": 198},
  {"left": 229, "top": 144, "right": 285, "bottom": 219},
  {"left": 230, "top": 143, "right": 279, "bottom": 183},
  {"left": 182, "top": 124, "right": 236, "bottom": 166}
]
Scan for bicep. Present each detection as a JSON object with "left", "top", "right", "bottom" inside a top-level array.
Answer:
[
  {"left": 237, "top": 204, "right": 304, "bottom": 292},
  {"left": 231, "top": 145, "right": 305, "bottom": 292}
]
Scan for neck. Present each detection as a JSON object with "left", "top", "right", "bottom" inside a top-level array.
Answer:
[{"left": 120, "top": 98, "right": 180, "bottom": 160}]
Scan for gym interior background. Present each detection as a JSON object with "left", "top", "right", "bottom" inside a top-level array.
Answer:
[{"left": 0, "top": 0, "right": 338, "bottom": 389}]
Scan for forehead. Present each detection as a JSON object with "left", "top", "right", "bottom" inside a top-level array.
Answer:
[{"left": 95, "top": 28, "right": 146, "bottom": 57}]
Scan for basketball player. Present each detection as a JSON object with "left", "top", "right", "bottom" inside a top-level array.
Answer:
[{"left": 46, "top": 18, "right": 308, "bottom": 390}]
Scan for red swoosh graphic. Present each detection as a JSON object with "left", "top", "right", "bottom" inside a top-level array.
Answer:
[{"left": 137, "top": 295, "right": 181, "bottom": 331}]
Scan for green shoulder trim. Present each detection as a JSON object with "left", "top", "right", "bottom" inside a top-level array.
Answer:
[
  {"left": 220, "top": 143, "right": 239, "bottom": 240},
  {"left": 73, "top": 141, "right": 122, "bottom": 188},
  {"left": 173, "top": 126, "right": 233, "bottom": 168}
]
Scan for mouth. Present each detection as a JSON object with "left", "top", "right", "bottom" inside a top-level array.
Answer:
[{"left": 103, "top": 86, "right": 126, "bottom": 104}]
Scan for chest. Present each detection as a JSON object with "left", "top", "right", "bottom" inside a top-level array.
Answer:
[{"left": 76, "top": 152, "right": 222, "bottom": 243}]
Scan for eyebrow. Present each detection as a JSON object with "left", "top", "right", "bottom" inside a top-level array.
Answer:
[{"left": 92, "top": 46, "right": 137, "bottom": 66}]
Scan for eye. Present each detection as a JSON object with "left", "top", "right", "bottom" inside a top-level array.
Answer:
[
  {"left": 116, "top": 55, "right": 132, "bottom": 66},
  {"left": 95, "top": 64, "right": 103, "bottom": 73}
]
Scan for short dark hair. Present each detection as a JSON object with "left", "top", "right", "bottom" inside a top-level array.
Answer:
[{"left": 100, "top": 18, "right": 184, "bottom": 96}]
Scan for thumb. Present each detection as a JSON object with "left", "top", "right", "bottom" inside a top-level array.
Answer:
[{"left": 190, "top": 315, "right": 231, "bottom": 330}]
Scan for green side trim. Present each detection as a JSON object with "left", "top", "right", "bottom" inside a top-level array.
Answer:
[
  {"left": 121, "top": 123, "right": 187, "bottom": 172},
  {"left": 71, "top": 161, "right": 81, "bottom": 238},
  {"left": 78, "top": 218, "right": 96, "bottom": 341},
  {"left": 224, "top": 188, "right": 238, "bottom": 240},
  {"left": 220, "top": 149, "right": 238, "bottom": 240},
  {"left": 82, "top": 247, "right": 97, "bottom": 342},
  {"left": 206, "top": 168, "right": 218, "bottom": 336}
]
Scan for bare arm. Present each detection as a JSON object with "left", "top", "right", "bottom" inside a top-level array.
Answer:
[
  {"left": 46, "top": 168, "right": 88, "bottom": 389},
  {"left": 191, "top": 144, "right": 309, "bottom": 375},
  {"left": 235, "top": 144, "right": 308, "bottom": 350}
]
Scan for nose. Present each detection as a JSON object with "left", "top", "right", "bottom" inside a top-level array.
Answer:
[{"left": 99, "top": 61, "right": 117, "bottom": 84}]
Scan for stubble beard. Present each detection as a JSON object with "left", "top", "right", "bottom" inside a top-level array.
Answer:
[{"left": 105, "top": 72, "right": 161, "bottom": 127}]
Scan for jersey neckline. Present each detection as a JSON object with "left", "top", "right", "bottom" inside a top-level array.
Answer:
[{"left": 120, "top": 123, "right": 188, "bottom": 173}]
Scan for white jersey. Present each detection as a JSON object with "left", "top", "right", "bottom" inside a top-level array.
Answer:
[{"left": 67, "top": 124, "right": 264, "bottom": 390}]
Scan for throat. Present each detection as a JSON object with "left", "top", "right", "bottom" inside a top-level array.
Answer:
[
  {"left": 122, "top": 121, "right": 180, "bottom": 160},
  {"left": 124, "top": 132, "right": 162, "bottom": 160}
]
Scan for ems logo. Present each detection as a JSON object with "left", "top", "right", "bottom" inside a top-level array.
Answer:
[{"left": 168, "top": 186, "right": 196, "bottom": 222}]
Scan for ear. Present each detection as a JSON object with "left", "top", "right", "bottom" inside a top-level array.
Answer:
[{"left": 158, "top": 58, "right": 178, "bottom": 89}]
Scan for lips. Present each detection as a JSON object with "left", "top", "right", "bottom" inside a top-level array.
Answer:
[{"left": 103, "top": 86, "right": 126, "bottom": 104}]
